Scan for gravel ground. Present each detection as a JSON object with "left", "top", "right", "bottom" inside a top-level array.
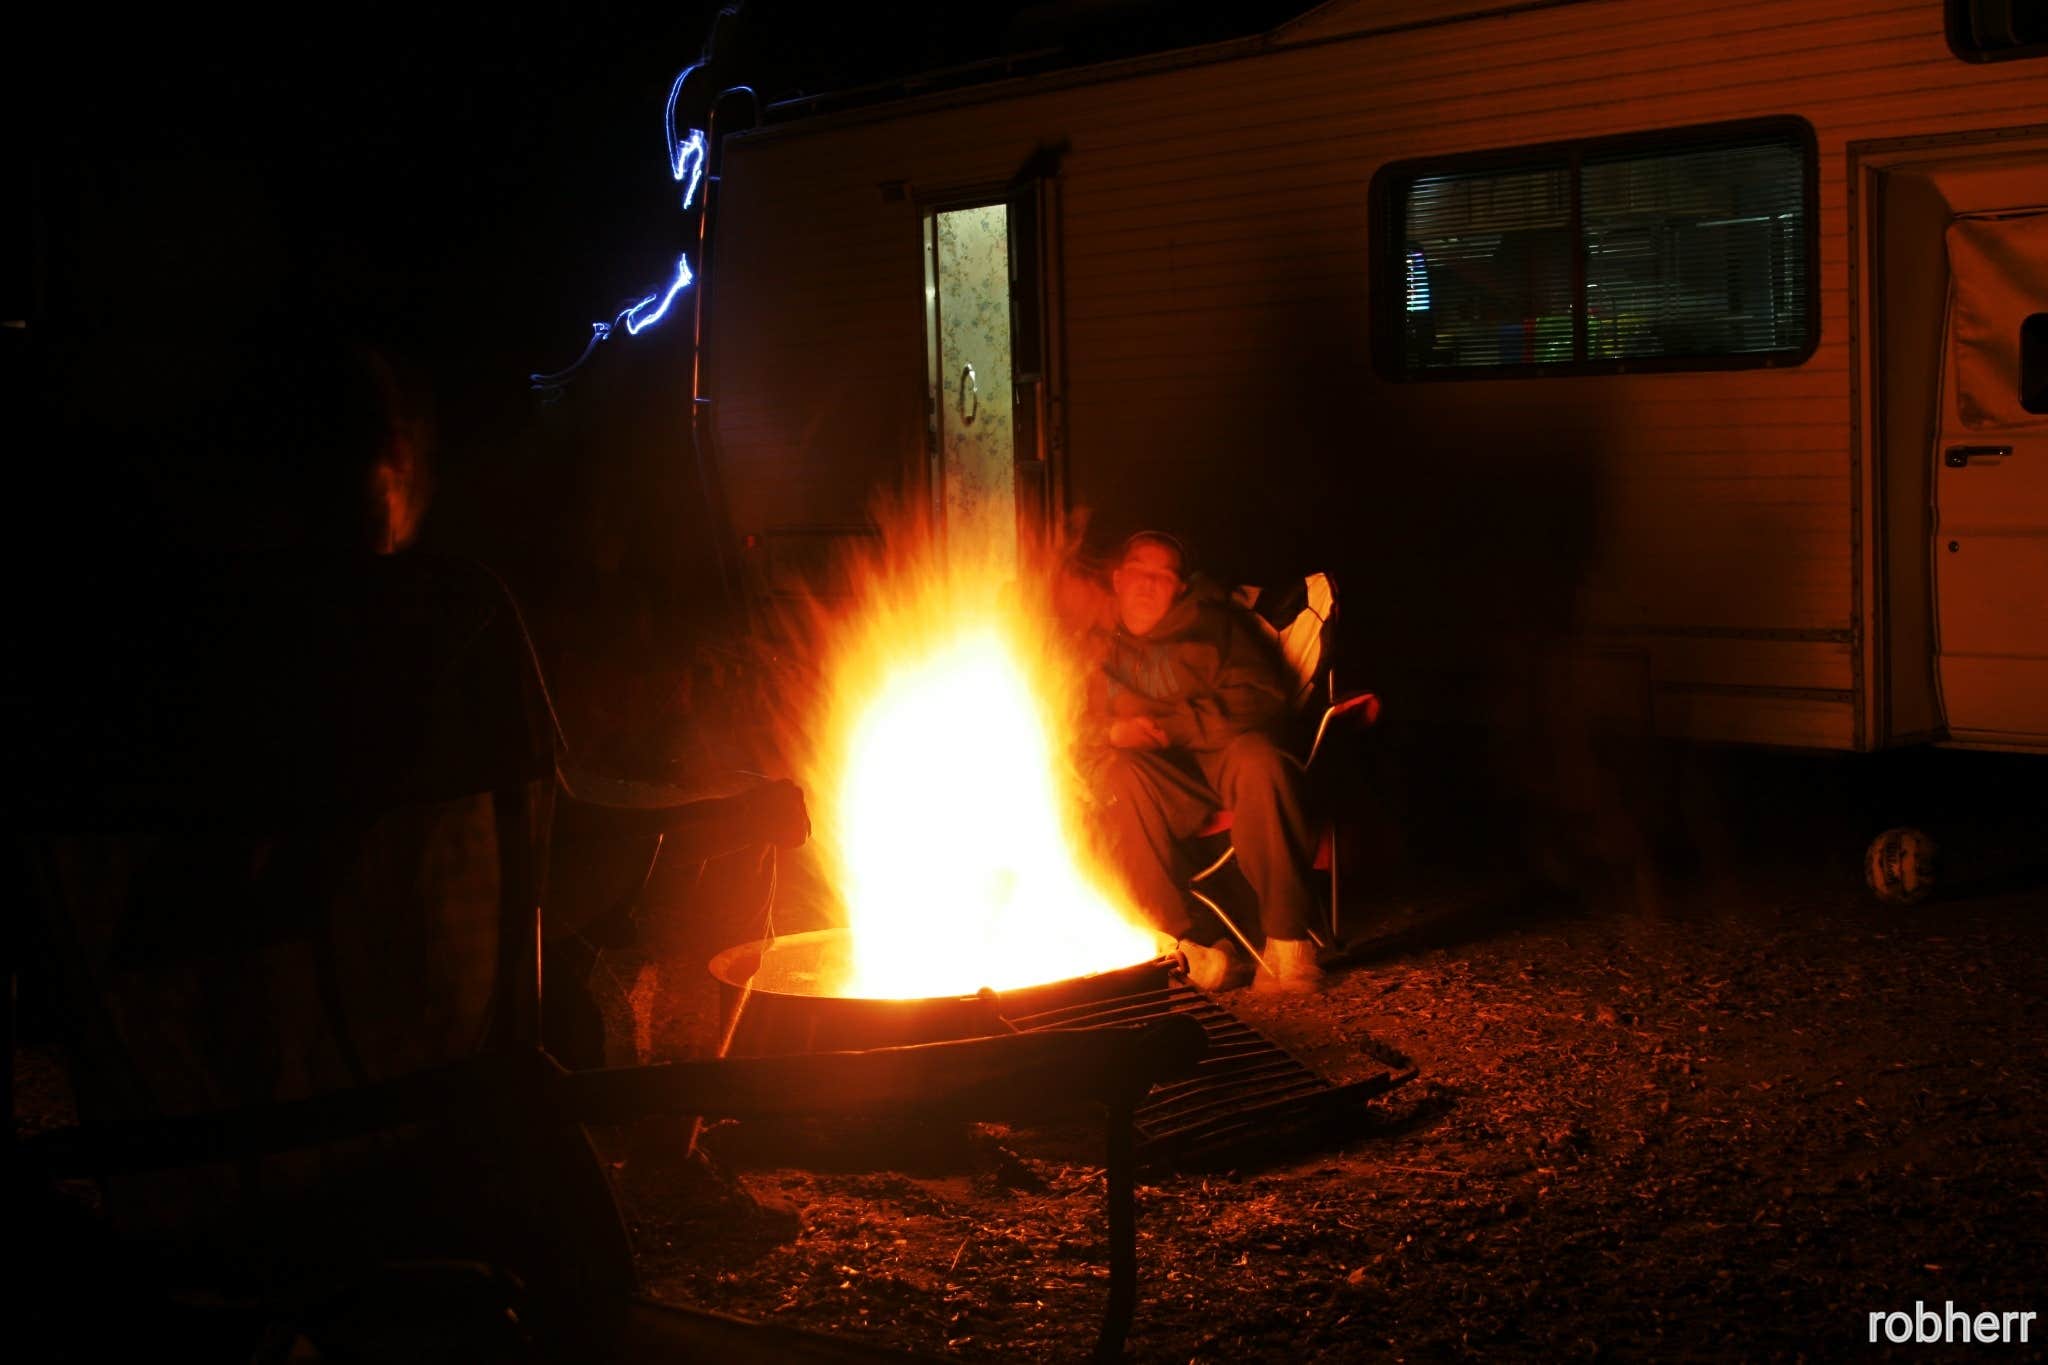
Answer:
[
  {"left": 18, "top": 730, "right": 2044, "bottom": 1362},
  {"left": 617, "top": 857, "right": 2048, "bottom": 1361}
]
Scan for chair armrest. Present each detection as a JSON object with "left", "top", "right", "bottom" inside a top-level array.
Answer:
[
  {"left": 1307, "top": 690, "right": 1381, "bottom": 767},
  {"left": 1328, "top": 690, "right": 1382, "bottom": 726}
]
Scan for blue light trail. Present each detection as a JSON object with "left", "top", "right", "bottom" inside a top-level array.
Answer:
[
  {"left": 624, "top": 254, "right": 695, "bottom": 336},
  {"left": 531, "top": 8, "right": 739, "bottom": 397}
]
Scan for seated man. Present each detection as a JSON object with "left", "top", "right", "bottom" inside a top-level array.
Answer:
[{"left": 1085, "top": 532, "right": 1323, "bottom": 992}]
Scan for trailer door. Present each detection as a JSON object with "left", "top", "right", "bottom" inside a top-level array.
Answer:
[
  {"left": 1934, "top": 208, "right": 2048, "bottom": 746},
  {"left": 925, "top": 202, "right": 1019, "bottom": 576},
  {"left": 1006, "top": 178, "right": 1058, "bottom": 549}
]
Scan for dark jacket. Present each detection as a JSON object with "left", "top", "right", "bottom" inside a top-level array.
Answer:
[{"left": 1094, "top": 592, "right": 1293, "bottom": 752}]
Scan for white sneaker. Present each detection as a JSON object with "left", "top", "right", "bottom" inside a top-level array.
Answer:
[
  {"left": 1254, "top": 938, "right": 1326, "bottom": 994},
  {"left": 1176, "top": 937, "right": 1240, "bottom": 992}
]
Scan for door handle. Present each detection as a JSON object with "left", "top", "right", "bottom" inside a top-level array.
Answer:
[
  {"left": 1945, "top": 444, "right": 2013, "bottom": 467},
  {"left": 958, "top": 363, "right": 978, "bottom": 425}
]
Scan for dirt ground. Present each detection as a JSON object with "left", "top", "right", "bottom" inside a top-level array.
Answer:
[
  {"left": 612, "top": 835, "right": 2048, "bottom": 1361},
  {"left": 16, "top": 735, "right": 2044, "bottom": 1362}
]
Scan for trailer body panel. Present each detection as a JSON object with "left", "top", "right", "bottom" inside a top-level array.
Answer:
[{"left": 705, "top": 0, "right": 2048, "bottom": 749}]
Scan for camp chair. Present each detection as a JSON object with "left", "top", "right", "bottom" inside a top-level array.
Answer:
[
  {"left": 1189, "top": 572, "right": 1381, "bottom": 967},
  {"left": 9, "top": 553, "right": 1201, "bottom": 1364}
]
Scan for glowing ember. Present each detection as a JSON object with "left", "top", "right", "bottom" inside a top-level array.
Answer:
[{"left": 799, "top": 539, "right": 1165, "bottom": 998}]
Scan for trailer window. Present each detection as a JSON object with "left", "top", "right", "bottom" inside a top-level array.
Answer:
[
  {"left": 1400, "top": 166, "right": 1574, "bottom": 367},
  {"left": 1375, "top": 119, "right": 1816, "bottom": 379},
  {"left": 2023, "top": 314, "right": 2048, "bottom": 415}
]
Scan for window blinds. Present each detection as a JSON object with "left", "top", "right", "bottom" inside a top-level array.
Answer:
[{"left": 1396, "top": 125, "right": 1810, "bottom": 374}]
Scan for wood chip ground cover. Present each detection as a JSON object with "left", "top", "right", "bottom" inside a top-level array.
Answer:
[{"left": 617, "top": 872, "right": 2047, "bottom": 1360}]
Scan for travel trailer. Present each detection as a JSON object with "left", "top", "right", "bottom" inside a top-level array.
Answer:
[{"left": 700, "top": 0, "right": 2048, "bottom": 753}]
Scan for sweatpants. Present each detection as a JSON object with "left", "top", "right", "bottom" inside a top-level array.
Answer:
[{"left": 1092, "top": 731, "right": 1315, "bottom": 942}]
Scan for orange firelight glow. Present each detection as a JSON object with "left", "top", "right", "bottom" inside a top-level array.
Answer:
[{"left": 798, "top": 537, "right": 1166, "bottom": 999}]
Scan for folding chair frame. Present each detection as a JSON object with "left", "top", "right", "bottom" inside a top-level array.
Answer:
[{"left": 1186, "top": 576, "right": 1380, "bottom": 976}]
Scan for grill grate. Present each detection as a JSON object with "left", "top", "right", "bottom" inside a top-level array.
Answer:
[{"left": 997, "top": 964, "right": 1415, "bottom": 1169}]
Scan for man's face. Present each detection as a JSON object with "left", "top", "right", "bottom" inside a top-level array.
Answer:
[{"left": 1112, "top": 541, "right": 1185, "bottom": 636}]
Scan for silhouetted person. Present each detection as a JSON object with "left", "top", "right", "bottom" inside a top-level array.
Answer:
[{"left": 18, "top": 321, "right": 803, "bottom": 1359}]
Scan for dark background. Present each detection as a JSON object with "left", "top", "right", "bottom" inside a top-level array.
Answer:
[
  {"left": 14, "top": 2, "right": 2045, "bottom": 838},
  {"left": 11, "top": 15, "right": 2048, "bottom": 1354},
  {"left": 10, "top": 0, "right": 1315, "bottom": 752}
]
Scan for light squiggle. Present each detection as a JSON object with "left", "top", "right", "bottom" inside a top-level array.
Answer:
[
  {"left": 667, "top": 92, "right": 708, "bottom": 210},
  {"left": 531, "top": 6, "right": 740, "bottom": 397},
  {"left": 624, "top": 253, "right": 695, "bottom": 336},
  {"left": 527, "top": 253, "right": 697, "bottom": 392}
]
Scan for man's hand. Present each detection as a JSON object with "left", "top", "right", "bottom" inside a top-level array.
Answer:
[
  {"left": 734, "top": 778, "right": 810, "bottom": 849},
  {"left": 1108, "top": 716, "right": 1170, "bottom": 750}
]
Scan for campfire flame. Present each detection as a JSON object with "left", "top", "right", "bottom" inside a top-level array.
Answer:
[{"left": 798, "top": 535, "right": 1165, "bottom": 998}]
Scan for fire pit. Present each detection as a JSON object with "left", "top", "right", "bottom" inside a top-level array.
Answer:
[
  {"left": 701, "top": 928, "right": 1200, "bottom": 1362},
  {"left": 708, "top": 927, "right": 1411, "bottom": 1170},
  {"left": 715, "top": 530, "right": 1409, "bottom": 1170},
  {"left": 706, "top": 926, "right": 1175, "bottom": 1057}
]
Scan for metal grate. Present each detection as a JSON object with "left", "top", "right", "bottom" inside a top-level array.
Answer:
[{"left": 996, "top": 964, "right": 1415, "bottom": 1169}]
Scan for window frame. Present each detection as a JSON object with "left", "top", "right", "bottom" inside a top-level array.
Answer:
[
  {"left": 1370, "top": 116, "right": 1821, "bottom": 381},
  {"left": 1945, "top": 0, "right": 2048, "bottom": 63},
  {"left": 2021, "top": 313, "right": 2048, "bottom": 415}
]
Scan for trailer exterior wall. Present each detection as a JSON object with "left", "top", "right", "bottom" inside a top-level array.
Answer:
[{"left": 706, "top": 0, "right": 2048, "bottom": 750}]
